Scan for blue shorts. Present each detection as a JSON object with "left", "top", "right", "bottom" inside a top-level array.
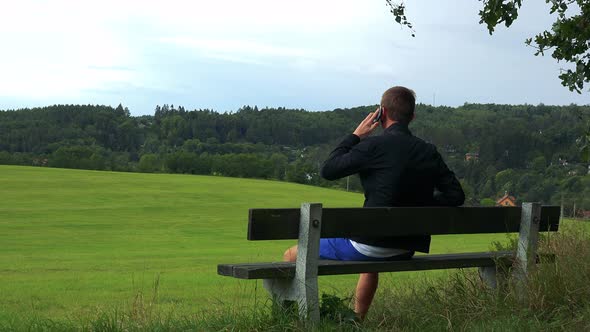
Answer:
[{"left": 319, "top": 238, "right": 413, "bottom": 261}]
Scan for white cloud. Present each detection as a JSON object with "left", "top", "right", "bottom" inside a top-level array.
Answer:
[
  {"left": 0, "top": 1, "right": 136, "bottom": 98},
  {"left": 0, "top": 0, "right": 380, "bottom": 102},
  {"left": 160, "top": 37, "right": 318, "bottom": 65}
]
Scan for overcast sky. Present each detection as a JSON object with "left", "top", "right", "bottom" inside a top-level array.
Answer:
[{"left": 1, "top": 1, "right": 589, "bottom": 115}]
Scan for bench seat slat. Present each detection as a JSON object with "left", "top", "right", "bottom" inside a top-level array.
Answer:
[{"left": 218, "top": 251, "right": 533, "bottom": 279}]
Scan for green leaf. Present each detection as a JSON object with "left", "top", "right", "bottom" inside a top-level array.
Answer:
[{"left": 560, "top": 3, "right": 568, "bottom": 11}]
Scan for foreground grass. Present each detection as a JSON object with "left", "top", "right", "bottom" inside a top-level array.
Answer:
[
  {"left": 2, "top": 222, "right": 589, "bottom": 331},
  {"left": 0, "top": 165, "right": 510, "bottom": 320},
  {"left": 1, "top": 165, "right": 359, "bottom": 318}
]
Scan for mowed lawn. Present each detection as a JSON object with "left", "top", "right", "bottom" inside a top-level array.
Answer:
[{"left": 1, "top": 165, "right": 517, "bottom": 319}]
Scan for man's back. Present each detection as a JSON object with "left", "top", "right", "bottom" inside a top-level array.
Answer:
[
  {"left": 320, "top": 122, "right": 464, "bottom": 253},
  {"left": 361, "top": 123, "right": 463, "bottom": 207}
]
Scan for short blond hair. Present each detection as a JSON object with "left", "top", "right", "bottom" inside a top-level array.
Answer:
[{"left": 381, "top": 86, "right": 416, "bottom": 124}]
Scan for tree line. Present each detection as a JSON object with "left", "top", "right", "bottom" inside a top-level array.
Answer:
[{"left": 1, "top": 102, "right": 589, "bottom": 212}]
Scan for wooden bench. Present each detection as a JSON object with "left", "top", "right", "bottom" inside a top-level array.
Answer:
[{"left": 218, "top": 202, "right": 560, "bottom": 322}]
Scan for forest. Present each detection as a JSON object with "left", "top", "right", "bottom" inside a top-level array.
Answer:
[{"left": 1, "top": 103, "right": 589, "bottom": 212}]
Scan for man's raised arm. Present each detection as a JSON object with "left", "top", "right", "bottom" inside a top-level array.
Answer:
[
  {"left": 321, "top": 134, "right": 367, "bottom": 180},
  {"left": 321, "top": 112, "right": 380, "bottom": 180}
]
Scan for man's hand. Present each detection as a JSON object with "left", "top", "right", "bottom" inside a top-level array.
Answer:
[{"left": 353, "top": 110, "right": 381, "bottom": 139}]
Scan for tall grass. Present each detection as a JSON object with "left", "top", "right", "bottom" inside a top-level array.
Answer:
[
  {"left": 2, "top": 222, "right": 589, "bottom": 331},
  {"left": 370, "top": 221, "right": 590, "bottom": 331}
]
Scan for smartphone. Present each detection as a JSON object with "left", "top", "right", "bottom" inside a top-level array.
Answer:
[{"left": 373, "top": 106, "right": 383, "bottom": 123}]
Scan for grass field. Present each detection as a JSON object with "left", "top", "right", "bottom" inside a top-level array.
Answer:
[{"left": 0, "top": 165, "right": 534, "bottom": 320}]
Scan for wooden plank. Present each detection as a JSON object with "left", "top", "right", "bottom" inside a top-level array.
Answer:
[
  {"left": 217, "top": 264, "right": 235, "bottom": 277},
  {"left": 248, "top": 206, "right": 560, "bottom": 240},
  {"left": 218, "top": 251, "right": 515, "bottom": 279},
  {"left": 218, "top": 253, "right": 556, "bottom": 279}
]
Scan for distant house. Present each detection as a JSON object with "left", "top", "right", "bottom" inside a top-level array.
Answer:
[
  {"left": 496, "top": 192, "right": 517, "bottom": 207},
  {"left": 582, "top": 210, "right": 590, "bottom": 219},
  {"left": 465, "top": 152, "right": 479, "bottom": 162},
  {"left": 445, "top": 145, "right": 457, "bottom": 153}
]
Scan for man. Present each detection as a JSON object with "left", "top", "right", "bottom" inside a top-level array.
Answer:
[{"left": 283, "top": 86, "right": 465, "bottom": 319}]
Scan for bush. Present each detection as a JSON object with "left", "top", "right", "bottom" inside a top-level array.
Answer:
[
  {"left": 137, "top": 154, "right": 162, "bottom": 173},
  {"left": 480, "top": 197, "right": 496, "bottom": 206}
]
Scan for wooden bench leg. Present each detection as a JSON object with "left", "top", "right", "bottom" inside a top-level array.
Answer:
[
  {"left": 513, "top": 202, "right": 541, "bottom": 299},
  {"left": 263, "top": 278, "right": 297, "bottom": 310},
  {"left": 479, "top": 203, "right": 542, "bottom": 295},
  {"left": 514, "top": 202, "right": 541, "bottom": 280},
  {"left": 479, "top": 255, "right": 515, "bottom": 290},
  {"left": 478, "top": 266, "right": 498, "bottom": 289},
  {"left": 263, "top": 277, "right": 319, "bottom": 319},
  {"left": 263, "top": 203, "right": 322, "bottom": 323}
]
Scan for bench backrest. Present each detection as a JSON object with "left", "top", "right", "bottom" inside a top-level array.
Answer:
[{"left": 248, "top": 206, "right": 560, "bottom": 240}]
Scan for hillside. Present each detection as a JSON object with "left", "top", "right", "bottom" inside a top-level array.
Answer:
[{"left": 1, "top": 103, "right": 589, "bottom": 210}]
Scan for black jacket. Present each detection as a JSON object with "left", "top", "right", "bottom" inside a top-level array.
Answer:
[{"left": 320, "top": 122, "right": 465, "bottom": 253}]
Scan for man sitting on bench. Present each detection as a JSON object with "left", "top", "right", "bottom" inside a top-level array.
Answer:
[{"left": 283, "top": 86, "right": 465, "bottom": 319}]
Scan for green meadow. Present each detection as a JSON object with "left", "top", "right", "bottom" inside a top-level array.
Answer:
[{"left": 0, "top": 165, "right": 520, "bottom": 320}]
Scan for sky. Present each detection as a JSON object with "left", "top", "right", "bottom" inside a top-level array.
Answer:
[{"left": 1, "top": 0, "right": 589, "bottom": 116}]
